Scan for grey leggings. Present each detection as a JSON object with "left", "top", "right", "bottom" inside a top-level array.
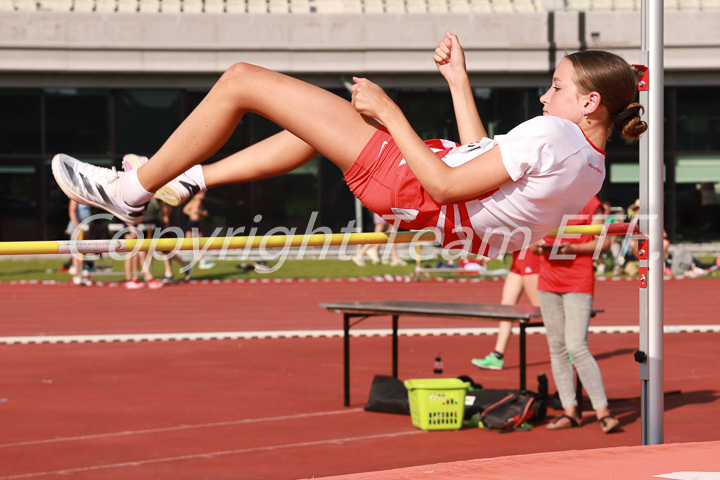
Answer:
[{"left": 539, "top": 290, "right": 609, "bottom": 411}]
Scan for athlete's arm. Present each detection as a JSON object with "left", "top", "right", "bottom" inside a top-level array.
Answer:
[
  {"left": 351, "top": 77, "right": 510, "bottom": 205},
  {"left": 434, "top": 32, "right": 487, "bottom": 144}
]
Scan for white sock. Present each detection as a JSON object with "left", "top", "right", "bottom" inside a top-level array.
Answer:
[
  {"left": 184, "top": 164, "right": 207, "bottom": 192},
  {"left": 120, "top": 169, "right": 154, "bottom": 206}
]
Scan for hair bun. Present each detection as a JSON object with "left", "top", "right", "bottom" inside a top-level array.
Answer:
[{"left": 614, "top": 102, "right": 647, "bottom": 141}]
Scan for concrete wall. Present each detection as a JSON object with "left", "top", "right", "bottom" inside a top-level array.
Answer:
[{"left": 0, "top": 9, "right": 718, "bottom": 86}]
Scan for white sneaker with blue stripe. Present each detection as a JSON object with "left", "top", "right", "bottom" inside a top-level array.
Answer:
[{"left": 52, "top": 153, "right": 147, "bottom": 225}]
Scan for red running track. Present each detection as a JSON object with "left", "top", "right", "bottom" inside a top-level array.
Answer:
[{"left": 0, "top": 277, "right": 718, "bottom": 479}]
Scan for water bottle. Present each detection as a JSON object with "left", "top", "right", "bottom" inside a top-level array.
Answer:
[{"left": 433, "top": 354, "right": 444, "bottom": 374}]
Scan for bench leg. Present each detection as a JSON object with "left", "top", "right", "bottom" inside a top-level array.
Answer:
[
  {"left": 344, "top": 313, "right": 350, "bottom": 407},
  {"left": 392, "top": 315, "right": 398, "bottom": 378},
  {"left": 519, "top": 324, "right": 527, "bottom": 391}
]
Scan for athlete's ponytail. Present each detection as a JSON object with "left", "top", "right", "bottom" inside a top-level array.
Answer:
[{"left": 614, "top": 102, "right": 647, "bottom": 141}]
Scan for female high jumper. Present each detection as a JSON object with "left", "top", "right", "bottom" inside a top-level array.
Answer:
[{"left": 52, "top": 32, "right": 646, "bottom": 258}]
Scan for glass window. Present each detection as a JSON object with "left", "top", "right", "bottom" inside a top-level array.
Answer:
[
  {"left": 397, "top": 90, "right": 456, "bottom": 141},
  {"left": 45, "top": 89, "right": 110, "bottom": 155},
  {"left": 674, "top": 182, "right": 720, "bottom": 242},
  {"left": 527, "top": 88, "right": 544, "bottom": 119},
  {"left": 115, "top": 90, "right": 182, "bottom": 157},
  {"left": 318, "top": 156, "right": 357, "bottom": 233},
  {"left": 486, "top": 89, "right": 529, "bottom": 136},
  {"left": 0, "top": 161, "right": 40, "bottom": 241},
  {"left": 676, "top": 87, "right": 720, "bottom": 152},
  {"left": 0, "top": 91, "right": 42, "bottom": 154}
]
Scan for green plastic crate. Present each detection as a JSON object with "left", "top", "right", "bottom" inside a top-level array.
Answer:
[{"left": 404, "top": 378, "right": 470, "bottom": 431}]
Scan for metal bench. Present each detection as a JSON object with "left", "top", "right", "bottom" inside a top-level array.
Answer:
[{"left": 321, "top": 300, "right": 602, "bottom": 407}]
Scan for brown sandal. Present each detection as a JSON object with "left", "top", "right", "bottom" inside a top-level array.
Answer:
[
  {"left": 599, "top": 415, "right": 620, "bottom": 434},
  {"left": 546, "top": 414, "right": 582, "bottom": 430}
]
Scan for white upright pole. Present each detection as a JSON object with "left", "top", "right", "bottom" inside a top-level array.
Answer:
[
  {"left": 648, "top": 0, "right": 665, "bottom": 444},
  {"left": 641, "top": 0, "right": 665, "bottom": 445},
  {"left": 638, "top": 0, "right": 650, "bottom": 444}
]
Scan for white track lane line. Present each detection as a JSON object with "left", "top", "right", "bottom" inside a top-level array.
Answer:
[
  {"left": 0, "top": 408, "right": 364, "bottom": 449},
  {"left": 1, "top": 325, "right": 719, "bottom": 345},
  {"left": 0, "top": 430, "right": 424, "bottom": 479}
]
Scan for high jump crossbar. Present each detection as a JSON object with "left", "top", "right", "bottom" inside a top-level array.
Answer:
[{"left": 0, "top": 223, "right": 640, "bottom": 256}]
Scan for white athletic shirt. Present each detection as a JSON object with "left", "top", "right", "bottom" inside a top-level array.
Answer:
[{"left": 435, "top": 116, "right": 606, "bottom": 257}]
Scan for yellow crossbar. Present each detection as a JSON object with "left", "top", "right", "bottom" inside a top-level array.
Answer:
[
  {"left": 0, "top": 231, "right": 439, "bottom": 256},
  {"left": 0, "top": 223, "right": 640, "bottom": 256},
  {"left": 547, "top": 222, "right": 639, "bottom": 237}
]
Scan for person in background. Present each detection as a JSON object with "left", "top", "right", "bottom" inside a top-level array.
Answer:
[
  {"left": 531, "top": 196, "right": 619, "bottom": 434},
  {"left": 183, "top": 191, "right": 215, "bottom": 270},
  {"left": 352, "top": 212, "right": 406, "bottom": 267},
  {"left": 66, "top": 199, "right": 93, "bottom": 286},
  {"left": 123, "top": 204, "right": 164, "bottom": 290},
  {"left": 471, "top": 248, "right": 540, "bottom": 370},
  {"left": 159, "top": 203, "right": 192, "bottom": 283}
]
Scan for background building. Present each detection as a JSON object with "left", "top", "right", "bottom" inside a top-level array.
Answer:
[{"left": 1, "top": 0, "right": 719, "bottom": 243}]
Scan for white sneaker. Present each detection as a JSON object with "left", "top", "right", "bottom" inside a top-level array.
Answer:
[
  {"left": 146, "top": 279, "right": 165, "bottom": 289},
  {"left": 52, "top": 154, "right": 147, "bottom": 225},
  {"left": 198, "top": 260, "right": 216, "bottom": 270},
  {"left": 124, "top": 280, "right": 145, "bottom": 289},
  {"left": 351, "top": 254, "right": 365, "bottom": 267},
  {"left": 122, "top": 154, "right": 201, "bottom": 207}
]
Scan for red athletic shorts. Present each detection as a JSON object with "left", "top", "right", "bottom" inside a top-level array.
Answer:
[
  {"left": 510, "top": 249, "right": 541, "bottom": 276},
  {"left": 344, "top": 127, "right": 452, "bottom": 231}
]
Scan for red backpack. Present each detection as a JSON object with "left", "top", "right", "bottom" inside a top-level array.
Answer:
[{"left": 479, "top": 391, "right": 537, "bottom": 431}]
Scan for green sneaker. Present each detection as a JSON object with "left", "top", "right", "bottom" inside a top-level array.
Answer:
[{"left": 471, "top": 353, "right": 504, "bottom": 370}]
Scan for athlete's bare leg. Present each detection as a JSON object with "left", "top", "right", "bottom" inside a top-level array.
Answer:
[
  {"left": 201, "top": 131, "right": 318, "bottom": 188},
  {"left": 138, "top": 63, "right": 378, "bottom": 192}
]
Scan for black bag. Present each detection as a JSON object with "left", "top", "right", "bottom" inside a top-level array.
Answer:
[
  {"left": 479, "top": 391, "right": 537, "bottom": 431},
  {"left": 463, "top": 388, "right": 514, "bottom": 419},
  {"left": 364, "top": 375, "right": 410, "bottom": 415}
]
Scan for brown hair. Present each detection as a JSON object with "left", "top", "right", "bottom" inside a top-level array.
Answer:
[{"left": 566, "top": 50, "right": 648, "bottom": 141}]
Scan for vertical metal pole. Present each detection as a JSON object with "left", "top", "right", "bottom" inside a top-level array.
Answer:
[
  {"left": 344, "top": 314, "right": 351, "bottom": 407},
  {"left": 647, "top": 0, "right": 665, "bottom": 445},
  {"left": 355, "top": 198, "right": 363, "bottom": 233},
  {"left": 520, "top": 324, "right": 527, "bottom": 391},
  {"left": 392, "top": 315, "right": 399, "bottom": 378},
  {"left": 638, "top": 0, "right": 650, "bottom": 446}
]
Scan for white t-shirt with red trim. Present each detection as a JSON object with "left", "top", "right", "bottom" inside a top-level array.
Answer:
[{"left": 432, "top": 116, "right": 606, "bottom": 257}]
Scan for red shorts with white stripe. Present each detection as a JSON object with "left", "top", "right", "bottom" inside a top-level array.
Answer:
[
  {"left": 344, "top": 127, "right": 494, "bottom": 256},
  {"left": 344, "top": 127, "right": 453, "bottom": 232},
  {"left": 510, "top": 249, "right": 541, "bottom": 276}
]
